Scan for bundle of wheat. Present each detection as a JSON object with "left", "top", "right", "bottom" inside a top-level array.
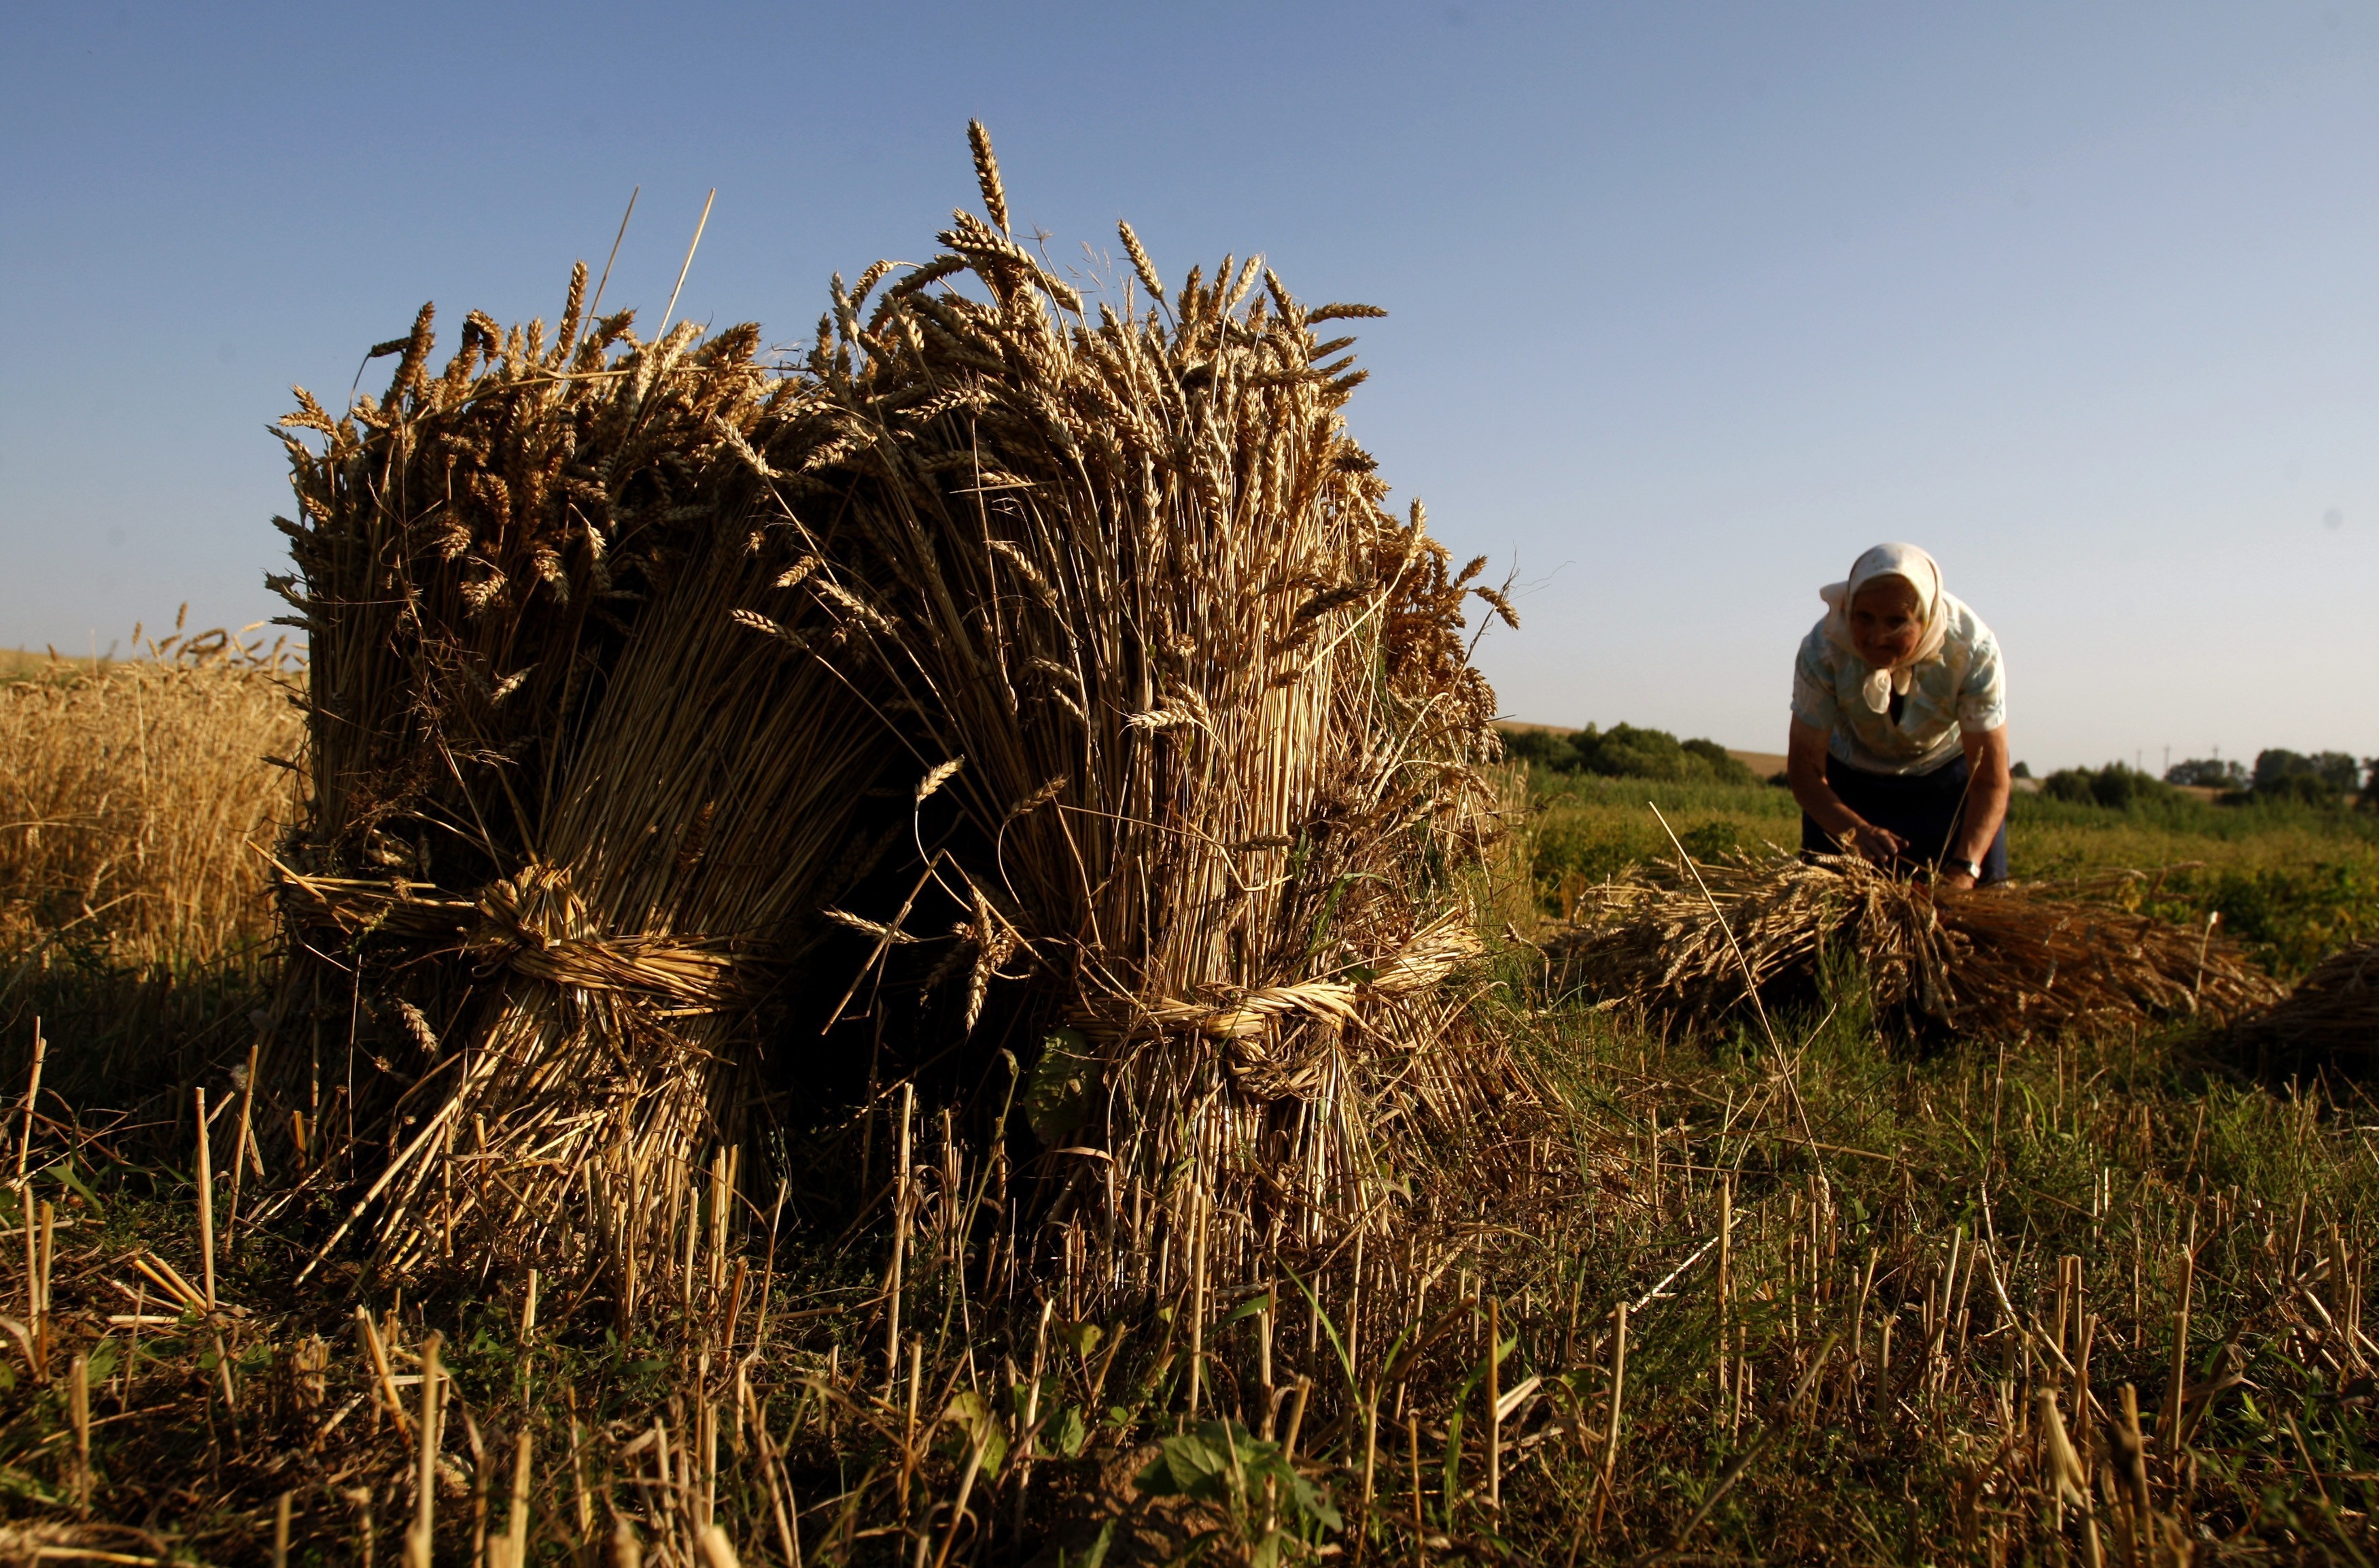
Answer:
[
  {"left": 1551, "top": 851, "right": 2280, "bottom": 1039},
  {"left": 744, "top": 124, "right": 1538, "bottom": 1313},
  {"left": 267, "top": 279, "right": 886, "bottom": 1290},
  {"left": 266, "top": 128, "right": 1547, "bottom": 1319},
  {"left": 2227, "top": 941, "right": 2378, "bottom": 1075}
]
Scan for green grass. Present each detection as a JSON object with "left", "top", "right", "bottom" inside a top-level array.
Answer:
[{"left": 1480, "top": 967, "right": 2379, "bottom": 1563}]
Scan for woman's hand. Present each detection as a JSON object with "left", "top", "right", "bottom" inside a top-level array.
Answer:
[
  {"left": 1847, "top": 821, "right": 1907, "bottom": 865},
  {"left": 1788, "top": 721, "right": 1909, "bottom": 865}
]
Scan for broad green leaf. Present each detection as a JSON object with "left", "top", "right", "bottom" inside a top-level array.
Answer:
[{"left": 1026, "top": 1028, "right": 1098, "bottom": 1145}]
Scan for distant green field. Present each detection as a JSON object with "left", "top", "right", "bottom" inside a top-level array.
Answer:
[{"left": 1524, "top": 766, "right": 2379, "bottom": 977}]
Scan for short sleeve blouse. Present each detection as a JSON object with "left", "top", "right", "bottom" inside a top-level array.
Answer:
[{"left": 1790, "top": 593, "right": 2006, "bottom": 776}]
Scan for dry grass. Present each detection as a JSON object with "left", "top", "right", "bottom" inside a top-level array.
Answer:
[
  {"left": 0, "top": 649, "right": 110, "bottom": 681},
  {"left": 2229, "top": 941, "right": 2378, "bottom": 1079}
]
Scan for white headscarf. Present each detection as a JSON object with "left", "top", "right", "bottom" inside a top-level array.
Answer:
[{"left": 1818, "top": 542, "right": 1950, "bottom": 716}]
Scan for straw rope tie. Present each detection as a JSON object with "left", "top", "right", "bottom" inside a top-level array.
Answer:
[
  {"left": 1077, "top": 917, "right": 1481, "bottom": 1087},
  {"left": 276, "top": 860, "right": 735, "bottom": 1011}
]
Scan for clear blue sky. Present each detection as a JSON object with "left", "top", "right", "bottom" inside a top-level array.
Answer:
[{"left": 4, "top": 3, "right": 2374, "bottom": 772}]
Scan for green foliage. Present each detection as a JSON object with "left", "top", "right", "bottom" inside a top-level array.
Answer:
[
  {"left": 2251, "top": 748, "right": 2362, "bottom": 799},
  {"left": 2257, "top": 771, "right": 2345, "bottom": 806},
  {"left": 944, "top": 1389, "right": 1011, "bottom": 1476},
  {"left": 2166, "top": 756, "right": 2247, "bottom": 789},
  {"left": 1528, "top": 778, "right": 1800, "bottom": 911},
  {"left": 1500, "top": 723, "right": 1758, "bottom": 785},
  {"left": 1134, "top": 1419, "right": 1341, "bottom": 1564},
  {"left": 1499, "top": 727, "right": 1578, "bottom": 772},
  {"left": 2040, "top": 761, "right": 2177, "bottom": 809},
  {"left": 2034, "top": 752, "right": 2378, "bottom": 812},
  {"left": 1053, "top": 1521, "right": 1115, "bottom": 1568},
  {"left": 1026, "top": 1028, "right": 1098, "bottom": 1145},
  {"left": 2134, "top": 857, "right": 2379, "bottom": 976},
  {"left": 1573, "top": 723, "right": 1759, "bottom": 785}
]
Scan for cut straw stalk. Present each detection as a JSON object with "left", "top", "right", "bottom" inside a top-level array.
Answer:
[
  {"left": 657, "top": 188, "right": 715, "bottom": 338},
  {"left": 886, "top": 1083, "right": 911, "bottom": 1397},
  {"left": 1593, "top": 1301, "right": 1627, "bottom": 1534},
  {"left": 2164, "top": 1218, "right": 2196, "bottom": 1448},
  {"left": 14, "top": 1018, "right": 42, "bottom": 1181},
  {"left": 69, "top": 1351, "right": 89, "bottom": 1510},
  {"left": 404, "top": 1332, "right": 445, "bottom": 1568},
  {"left": 489, "top": 1430, "right": 532, "bottom": 1568},
  {"left": 1408, "top": 1410, "right": 1425, "bottom": 1559},
  {"left": 226, "top": 1041, "right": 258, "bottom": 1248},
  {"left": 1486, "top": 1296, "right": 1501, "bottom": 1512},
  {"left": 22, "top": 1189, "right": 42, "bottom": 1380},
  {"left": 357, "top": 1306, "right": 411, "bottom": 1436},
  {"left": 194, "top": 1087, "right": 215, "bottom": 1310}
]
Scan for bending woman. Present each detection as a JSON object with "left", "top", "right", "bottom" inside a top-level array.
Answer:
[{"left": 1787, "top": 543, "right": 2011, "bottom": 890}]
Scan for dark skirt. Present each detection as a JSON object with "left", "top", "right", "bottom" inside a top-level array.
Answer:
[{"left": 1801, "top": 750, "right": 2009, "bottom": 882}]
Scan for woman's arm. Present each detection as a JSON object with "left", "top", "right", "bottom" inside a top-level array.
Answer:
[
  {"left": 1943, "top": 725, "right": 2012, "bottom": 888},
  {"left": 1786, "top": 720, "right": 1905, "bottom": 862}
]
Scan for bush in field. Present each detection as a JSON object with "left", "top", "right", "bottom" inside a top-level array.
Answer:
[
  {"left": 2041, "top": 761, "right": 2177, "bottom": 809},
  {"left": 2166, "top": 756, "right": 2247, "bottom": 789},
  {"left": 1503, "top": 722, "right": 1755, "bottom": 782},
  {"left": 2259, "top": 771, "right": 2343, "bottom": 806},
  {"left": 1552, "top": 722, "right": 1758, "bottom": 784},
  {"left": 1501, "top": 726, "right": 1579, "bottom": 773},
  {"left": 2251, "top": 748, "right": 2363, "bottom": 803}
]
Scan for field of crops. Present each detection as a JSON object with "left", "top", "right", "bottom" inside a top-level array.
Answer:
[
  {"left": 3, "top": 128, "right": 2374, "bottom": 1563},
  {"left": 2, "top": 648, "right": 2375, "bottom": 1566}
]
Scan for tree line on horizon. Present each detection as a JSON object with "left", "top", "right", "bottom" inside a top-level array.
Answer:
[
  {"left": 1501, "top": 722, "right": 1762, "bottom": 785},
  {"left": 2047, "top": 748, "right": 2376, "bottom": 810},
  {"left": 1504, "top": 720, "right": 2375, "bottom": 812}
]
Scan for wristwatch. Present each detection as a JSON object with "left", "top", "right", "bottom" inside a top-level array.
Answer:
[{"left": 1945, "top": 857, "right": 1983, "bottom": 882}]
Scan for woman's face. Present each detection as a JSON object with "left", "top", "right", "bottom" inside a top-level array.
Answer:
[{"left": 1848, "top": 578, "right": 1925, "bottom": 668}]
